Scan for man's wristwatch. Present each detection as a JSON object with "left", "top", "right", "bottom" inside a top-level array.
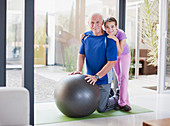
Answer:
[{"left": 95, "top": 75, "right": 99, "bottom": 80}]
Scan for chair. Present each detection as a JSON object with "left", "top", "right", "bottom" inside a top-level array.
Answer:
[{"left": 0, "top": 87, "right": 29, "bottom": 126}]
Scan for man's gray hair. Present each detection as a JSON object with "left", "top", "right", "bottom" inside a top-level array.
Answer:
[{"left": 88, "top": 12, "right": 103, "bottom": 21}]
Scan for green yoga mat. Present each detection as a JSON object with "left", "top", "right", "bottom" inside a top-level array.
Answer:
[{"left": 35, "top": 104, "right": 153, "bottom": 125}]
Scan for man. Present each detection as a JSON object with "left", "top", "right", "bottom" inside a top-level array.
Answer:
[{"left": 72, "top": 13, "right": 118, "bottom": 113}]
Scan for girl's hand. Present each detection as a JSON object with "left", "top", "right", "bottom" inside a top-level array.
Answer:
[
  {"left": 107, "top": 34, "right": 119, "bottom": 43},
  {"left": 80, "top": 34, "right": 85, "bottom": 40}
]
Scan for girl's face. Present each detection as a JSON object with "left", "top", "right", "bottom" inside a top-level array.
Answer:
[{"left": 104, "top": 21, "right": 117, "bottom": 35}]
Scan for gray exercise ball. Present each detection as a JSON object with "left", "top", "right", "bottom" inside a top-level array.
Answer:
[{"left": 54, "top": 74, "right": 100, "bottom": 118}]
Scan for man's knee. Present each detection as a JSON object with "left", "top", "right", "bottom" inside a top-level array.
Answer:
[{"left": 97, "top": 107, "right": 106, "bottom": 113}]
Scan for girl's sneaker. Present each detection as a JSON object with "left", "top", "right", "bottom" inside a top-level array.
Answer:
[{"left": 115, "top": 104, "right": 132, "bottom": 112}]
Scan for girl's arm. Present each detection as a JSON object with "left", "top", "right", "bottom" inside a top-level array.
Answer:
[
  {"left": 118, "top": 39, "right": 126, "bottom": 56},
  {"left": 108, "top": 35, "right": 126, "bottom": 56}
]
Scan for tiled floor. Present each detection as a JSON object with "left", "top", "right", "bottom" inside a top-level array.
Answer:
[{"left": 35, "top": 73, "right": 170, "bottom": 126}]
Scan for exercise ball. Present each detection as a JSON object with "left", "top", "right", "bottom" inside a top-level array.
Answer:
[{"left": 54, "top": 74, "right": 100, "bottom": 118}]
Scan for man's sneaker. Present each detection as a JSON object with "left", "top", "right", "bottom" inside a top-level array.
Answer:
[
  {"left": 109, "top": 88, "right": 114, "bottom": 97},
  {"left": 113, "top": 88, "right": 120, "bottom": 105},
  {"left": 114, "top": 104, "right": 132, "bottom": 112},
  {"left": 115, "top": 88, "right": 119, "bottom": 97},
  {"left": 114, "top": 104, "right": 121, "bottom": 110}
]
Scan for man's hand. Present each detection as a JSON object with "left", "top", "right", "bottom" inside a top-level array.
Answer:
[
  {"left": 84, "top": 75, "right": 97, "bottom": 85},
  {"left": 69, "top": 71, "right": 82, "bottom": 75}
]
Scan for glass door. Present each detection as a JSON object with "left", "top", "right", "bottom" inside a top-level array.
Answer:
[
  {"left": 6, "top": 0, "right": 24, "bottom": 87},
  {"left": 165, "top": 0, "right": 170, "bottom": 91}
]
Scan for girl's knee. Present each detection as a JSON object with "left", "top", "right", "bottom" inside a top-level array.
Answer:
[{"left": 121, "top": 74, "right": 129, "bottom": 80}]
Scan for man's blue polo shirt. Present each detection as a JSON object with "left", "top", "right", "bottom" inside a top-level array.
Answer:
[{"left": 79, "top": 30, "right": 117, "bottom": 85}]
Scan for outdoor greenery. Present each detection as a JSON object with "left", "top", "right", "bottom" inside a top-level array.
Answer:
[
  {"left": 140, "top": 0, "right": 159, "bottom": 67},
  {"left": 129, "top": 49, "right": 134, "bottom": 80},
  {"left": 34, "top": 26, "right": 47, "bottom": 46},
  {"left": 64, "top": 45, "right": 79, "bottom": 72}
]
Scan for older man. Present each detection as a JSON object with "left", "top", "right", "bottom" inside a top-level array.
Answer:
[{"left": 72, "top": 13, "right": 118, "bottom": 113}]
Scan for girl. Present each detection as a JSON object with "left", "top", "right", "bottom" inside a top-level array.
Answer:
[{"left": 104, "top": 17, "right": 131, "bottom": 112}]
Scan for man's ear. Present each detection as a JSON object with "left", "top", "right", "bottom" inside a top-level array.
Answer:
[
  {"left": 88, "top": 21, "right": 90, "bottom": 26},
  {"left": 102, "top": 20, "right": 104, "bottom": 25}
]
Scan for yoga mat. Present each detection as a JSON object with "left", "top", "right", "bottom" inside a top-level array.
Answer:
[{"left": 35, "top": 104, "right": 153, "bottom": 125}]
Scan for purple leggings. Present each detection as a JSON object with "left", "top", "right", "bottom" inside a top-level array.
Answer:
[{"left": 114, "top": 52, "right": 131, "bottom": 106}]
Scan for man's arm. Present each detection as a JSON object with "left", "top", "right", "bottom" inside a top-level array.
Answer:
[
  {"left": 77, "top": 54, "right": 85, "bottom": 72},
  {"left": 85, "top": 61, "right": 115, "bottom": 85},
  {"left": 70, "top": 54, "right": 85, "bottom": 75},
  {"left": 96, "top": 61, "right": 115, "bottom": 78}
]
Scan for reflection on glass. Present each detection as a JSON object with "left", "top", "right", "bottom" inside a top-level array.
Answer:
[
  {"left": 126, "top": 1, "right": 137, "bottom": 78},
  {"left": 6, "top": 0, "right": 23, "bottom": 87},
  {"left": 126, "top": 0, "right": 158, "bottom": 78},
  {"left": 35, "top": 0, "right": 78, "bottom": 103},
  {"left": 34, "top": 0, "right": 118, "bottom": 103},
  {"left": 165, "top": 0, "right": 170, "bottom": 90},
  {"left": 85, "top": 0, "right": 119, "bottom": 31}
]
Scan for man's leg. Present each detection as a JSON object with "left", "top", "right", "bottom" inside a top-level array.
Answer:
[{"left": 97, "top": 83, "right": 118, "bottom": 113}]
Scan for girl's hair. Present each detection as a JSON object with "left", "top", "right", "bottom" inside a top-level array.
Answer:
[{"left": 104, "top": 17, "right": 117, "bottom": 27}]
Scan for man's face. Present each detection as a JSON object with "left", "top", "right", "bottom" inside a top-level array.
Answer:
[{"left": 88, "top": 14, "right": 104, "bottom": 35}]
